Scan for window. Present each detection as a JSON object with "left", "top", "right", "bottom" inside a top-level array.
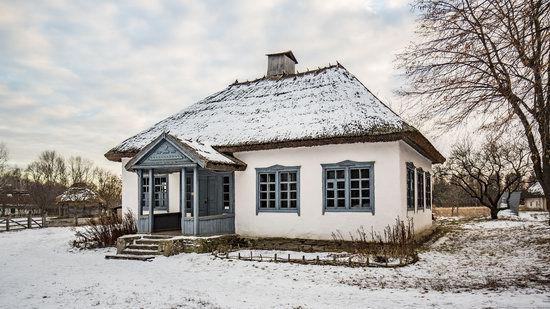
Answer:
[
  {"left": 417, "top": 168, "right": 424, "bottom": 210},
  {"left": 406, "top": 162, "right": 415, "bottom": 211},
  {"left": 425, "top": 171, "right": 432, "bottom": 209},
  {"left": 322, "top": 161, "right": 374, "bottom": 213},
  {"left": 223, "top": 176, "right": 231, "bottom": 212},
  {"left": 141, "top": 174, "right": 168, "bottom": 211},
  {"left": 256, "top": 166, "right": 300, "bottom": 214}
]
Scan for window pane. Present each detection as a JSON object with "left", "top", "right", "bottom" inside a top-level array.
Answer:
[
  {"left": 280, "top": 183, "right": 288, "bottom": 191},
  {"left": 268, "top": 174, "right": 275, "bottom": 182},
  {"left": 327, "top": 182, "right": 334, "bottom": 189},
  {"left": 336, "top": 170, "right": 345, "bottom": 179},
  {"left": 337, "top": 181, "right": 345, "bottom": 189},
  {"left": 269, "top": 184, "right": 275, "bottom": 191},
  {"left": 260, "top": 174, "right": 267, "bottom": 182},
  {"left": 351, "top": 169, "right": 359, "bottom": 179},
  {"left": 337, "top": 199, "right": 345, "bottom": 207},
  {"left": 351, "top": 180, "right": 359, "bottom": 189},
  {"left": 260, "top": 200, "right": 267, "bottom": 208},
  {"left": 290, "top": 200, "right": 297, "bottom": 208},
  {"left": 327, "top": 170, "right": 335, "bottom": 179},
  {"left": 361, "top": 169, "right": 369, "bottom": 178},
  {"left": 260, "top": 184, "right": 267, "bottom": 191},
  {"left": 281, "top": 200, "right": 288, "bottom": 208},
  {"left": 327, "top": 199, "right": 334, "bottom": 207},
  {"left": 290, "top": 183, "right": 297, "bottom": 190},
  {"left": 327, "top": 190, "right": 334, "bottom": 198},
  {"left": 260, "top": 192, "right": 267, "bottom": 199},
  {"left": 351, "top": 189, "right": 359, "bottom": 198},
  {"left": 361, "top": 180, "right": 369, "bottom": 188},
  {"left": 337, "top": 190, "right": 345, "bottom": 198},
  {"left": 269, "top": 200, "right": 276, "bottom": 208},
  {"left": 290, "top": 172, "right": 297, "bottom": 181},
  {"left": 290, "top": 191, "right": 297, "bottom": 199},
  {"left": 281, "top": 192, "right": 288, "bottom": 199},
  {"left": 351, "top": 198, "right": 360, "bottom": 207},
  {"left": 280, "top": 172, "right": 288, "bottom": 181},
  {"left": 269, "top": 192, "right": 275, "bottom": 200}
]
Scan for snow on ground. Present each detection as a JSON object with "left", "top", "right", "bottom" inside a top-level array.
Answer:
[{"left": 1, "top": 218, "right": 550, "bottom": 309}]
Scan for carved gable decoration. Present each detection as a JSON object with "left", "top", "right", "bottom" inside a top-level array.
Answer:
[{"left": 139, "top": 140, "right": 193, "bottom": 166}]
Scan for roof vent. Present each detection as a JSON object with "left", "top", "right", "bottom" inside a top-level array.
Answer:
[{"left": 266, "top": 50, "right": 298, "bottom": 78}]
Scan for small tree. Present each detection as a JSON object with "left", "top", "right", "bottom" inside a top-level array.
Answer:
[{"left": 440, "top": 137, "right": 531, "bottom": 219}]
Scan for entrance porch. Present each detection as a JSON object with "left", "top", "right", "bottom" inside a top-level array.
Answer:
[{"left": 125, "top": 133, "right": 246, "bottom": 235}]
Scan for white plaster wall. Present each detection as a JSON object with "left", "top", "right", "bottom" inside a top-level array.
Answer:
[
  {"left": 121, "top": 158, "right": 139, "bottom": 216},
  {"left": 233, "top": 142, "right": 405, "bottom": 240},
  {"left": 398, "top": 141, "right": 434, "bottom": 234}
]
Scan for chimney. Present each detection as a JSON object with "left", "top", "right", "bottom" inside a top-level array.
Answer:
[{"left": 266, "top": 50, "right": 298, "bottom": 78}]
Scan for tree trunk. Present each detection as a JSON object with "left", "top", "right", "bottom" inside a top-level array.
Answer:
[{"left": 490, "top": 207, "right": 499, "bottom": 220}]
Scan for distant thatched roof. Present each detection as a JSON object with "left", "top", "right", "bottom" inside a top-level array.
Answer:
[
  {"left": 105, "top": 64, "right": 445, "bottom": 163},
  {"left": 56, "top": 183, "right": 105, "bottom": 207}
]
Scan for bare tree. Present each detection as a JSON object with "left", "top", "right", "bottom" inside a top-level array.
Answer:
[
  {"left": 0, "top": 143, "right": 8, "bottom": 177},
  {"left": 25, "top": 151, "right": 68, "bottom": 213},
  {"left": 397, "top": 0, "right": 550, "bottom": 220},
  {"left": 91, "top": 168, "right": 122, "bottom": 210},
  {"left": 440, "top": 137, "right": 531, "bottom": 219},
  {"left": 67, "top": 156, "right": 94, "bottom": 185}
]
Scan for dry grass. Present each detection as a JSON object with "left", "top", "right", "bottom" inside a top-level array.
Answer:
[{"left": 433, "top": 206, "right": 490, "bottom": 218}]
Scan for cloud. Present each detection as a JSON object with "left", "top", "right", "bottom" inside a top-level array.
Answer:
[{"left": 0, "top": 0, "right": 425, "bottom": 174}]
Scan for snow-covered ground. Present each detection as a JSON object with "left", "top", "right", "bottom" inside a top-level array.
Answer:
[{"left": 1, "top": 216, "right": 550, "bottom": 308}]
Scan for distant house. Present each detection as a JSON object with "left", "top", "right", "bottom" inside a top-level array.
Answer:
[
  {"left": 105, "top": 51, "right": 445, "bottom": 239},
  {"left": 56, "top": 183, "right": 106, "bottom": 217},
  {"left": 0, "top": 189, "right": 39, "bottom": 217},
  {"left": 524, "top": 182, "right": 547, "bottom": 211}
]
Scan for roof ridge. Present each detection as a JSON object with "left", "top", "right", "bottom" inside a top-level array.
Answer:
[{"left": 230, "top": 63, "right": 342, "bottom": 86}]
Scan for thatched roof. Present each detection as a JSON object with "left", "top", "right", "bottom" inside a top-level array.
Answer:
[
  {"left": 106, "top": 64, "right": 445, "bottom": 163},
  {"left": 56, "top": 183, "right": 105, "bottom": 207}
]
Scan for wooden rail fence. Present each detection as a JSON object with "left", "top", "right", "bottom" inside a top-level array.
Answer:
[{"left": 0, "top": 213, "right": 46, "bottom": 232}]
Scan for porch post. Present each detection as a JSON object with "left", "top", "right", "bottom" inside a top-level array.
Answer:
[
  {"left": 137, "top": 170, "right": 143, "bottom": 216},
  {"left": 181, "top": 168, "right": 186, "bottom": 232},
  {"left": 148, "top": 169, "right": 154, "bottom": 233},
  {"left": 193, "top": 165, "right": 199, "bottom": 235}
]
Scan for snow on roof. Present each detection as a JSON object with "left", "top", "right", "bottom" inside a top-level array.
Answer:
[
  {"left": 527, "top": 182, "right": 544, "bottom": 196},
  {"left": 106, "top": 64, "right": 437, "bottom": 162},
  {"left": 56, "top": 185, "right": 105, "bottom": 205},
  {"left": 179, "top": 138, "right": 236, "bottom": 165}
]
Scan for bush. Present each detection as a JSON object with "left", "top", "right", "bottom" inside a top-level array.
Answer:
[
  {"left": 72, "top": 211, "right": 137, "bottom": 249},
  {"left": 331, "top": 217, "right": 418, "bottom": 264}
]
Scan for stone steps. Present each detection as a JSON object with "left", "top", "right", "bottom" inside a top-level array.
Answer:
[
  {"left": 127, "top": 244, "right": 159, "bottom": 250},
  {"left": 135, "top": 239, "right": 167, "bottom": 245},
  {"left": 121, "top": 248, "right": 163, "bottom": 256}
]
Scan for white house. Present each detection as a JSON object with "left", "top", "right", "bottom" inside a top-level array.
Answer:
[{"left": 105, "top": 51, "right": 445, "bottom": 240}]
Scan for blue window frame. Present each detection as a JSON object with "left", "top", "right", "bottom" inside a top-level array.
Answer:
[
  {"left": 141, "top": 174, "right": 168, "bottom": 211},
  {"left": 256, "top": 165, "right": 300, "bottom": 214},
  {"left": 417, "top": 168, "right": 424, "bottom": 210},
  {"left": 322, "top": 161, "right": 375, "bottom": 213},
  {"left": 425, "top": 171, "right": 432, "bottom": 209},
  {"left": 406, "top": 162, "right": 415, "bottom": 211}
]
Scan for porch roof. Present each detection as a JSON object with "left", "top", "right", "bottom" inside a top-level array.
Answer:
[{"left": 125, "top": 133, "right": 246, "bottom": 172}]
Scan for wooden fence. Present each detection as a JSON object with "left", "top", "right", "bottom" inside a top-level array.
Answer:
[
  {"left": 213, "top": 251, "right": 418, "bottom": 268},
  {"left": 0, "top": 213, "right": 46, "bottom": 232}
]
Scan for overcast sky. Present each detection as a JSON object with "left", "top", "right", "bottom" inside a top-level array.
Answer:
[{"left": 0, "top": 0, "right": 448, "bottom": 174}]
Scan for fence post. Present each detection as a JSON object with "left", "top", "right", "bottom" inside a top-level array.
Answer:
[
  {"left": 27, "top": 212, "right": 32, "bottom": 229},
  {"left": 42, "top": 211, "right": 47, "bottom": 228},
  {"left": 6, "top": 214, "right": 10, "bottom": 231},
  {"left": 74, "top": 213, "right": 78, "bottom": 226},
  {"left": 274, "top": 253, "right": 277, "bottom": 262}
]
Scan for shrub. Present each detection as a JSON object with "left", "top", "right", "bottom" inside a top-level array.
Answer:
[
  {"left": 331, "top": 217, "right": 418, "bottom": 264},
  {"left": 72, "top": 211, "right": 137, "bottom": 249}
]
